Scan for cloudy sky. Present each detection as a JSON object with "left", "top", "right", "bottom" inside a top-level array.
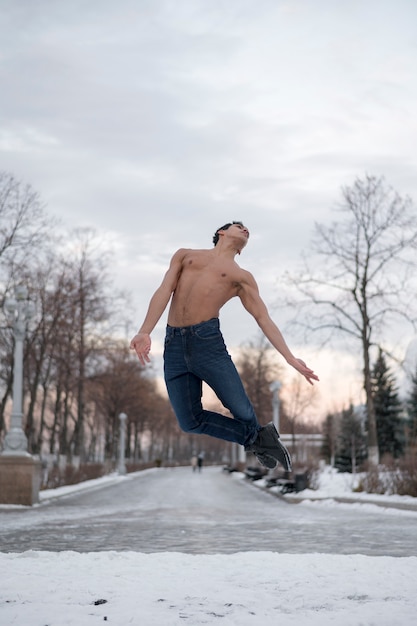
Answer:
[{"left": 1, "top": 0, "right": 417, "bottom": 415}]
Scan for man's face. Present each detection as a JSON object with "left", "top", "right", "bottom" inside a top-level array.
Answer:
[{"left": 230, "top": 223, "right": 250, "bottom": 246}]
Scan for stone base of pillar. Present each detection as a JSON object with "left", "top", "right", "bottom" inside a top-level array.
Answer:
[{"left": 0, "top": 455, "right": 42, "bottom": 506}]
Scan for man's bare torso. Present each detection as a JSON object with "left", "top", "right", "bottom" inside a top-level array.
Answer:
[{"left": 167, "top": 248, "right": 248, "bottom": 327}]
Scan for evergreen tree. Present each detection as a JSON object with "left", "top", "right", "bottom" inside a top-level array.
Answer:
[
  {"left": 335, "top": 405, "right": 367, "bottom": 473},
  {"left": 321, "top": 412, "right": 338, "bottom": 466},
  {"left": 406, "top": 365, "right": 417, "bottom": 445},
  {"left": 371, "top": 350, "right": 405, "bottom": 458}
]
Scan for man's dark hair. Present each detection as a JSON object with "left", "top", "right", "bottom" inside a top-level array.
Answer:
[{"left": 212, "top": 221, "right": 244, "bottom": 246}]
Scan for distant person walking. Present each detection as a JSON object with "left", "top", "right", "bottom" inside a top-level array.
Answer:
[
  {"left": 131, "top": 221, "right": 318, "bottom": 471},
  {"left": 197, "top": 451, "right": 205, "bottom": 473},
  {"left": 191, "top": 454, "right": 198, "bottom": 472}
]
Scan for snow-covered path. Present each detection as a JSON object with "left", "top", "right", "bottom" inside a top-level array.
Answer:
[{"left": 1, "top": 466, "right": 416, "bottom": 555}]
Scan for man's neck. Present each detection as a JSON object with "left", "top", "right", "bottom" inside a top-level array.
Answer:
[{"left": 213, "top": 239, "right": 242, "bottom": 258}]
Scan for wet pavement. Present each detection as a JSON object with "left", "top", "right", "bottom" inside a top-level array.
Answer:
[{"left": 1, "top": 466, "right": 416, "bottom": 556}]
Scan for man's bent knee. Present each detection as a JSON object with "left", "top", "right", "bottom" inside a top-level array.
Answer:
[{"left": 175, "top": 411, "right": 205, "bottom": 434}]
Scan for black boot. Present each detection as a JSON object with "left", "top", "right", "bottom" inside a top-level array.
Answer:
[{"left": 245, "top": 422, "right": 292, "bottom": 471}]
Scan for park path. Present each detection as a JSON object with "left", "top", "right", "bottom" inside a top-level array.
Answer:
[{"left": 1, "top": 466, "right": 416, "bottom": 556}]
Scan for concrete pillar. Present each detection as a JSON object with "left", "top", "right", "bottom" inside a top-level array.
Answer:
[{"left": 0, "top": 456, "right": 42, "bottom": 506}]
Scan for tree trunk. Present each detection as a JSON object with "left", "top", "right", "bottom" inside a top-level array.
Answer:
[{"left": 363, "top": 340, "right": 379, "bottom": 465}]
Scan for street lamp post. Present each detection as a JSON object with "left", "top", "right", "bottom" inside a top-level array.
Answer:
[
  {"left": 118, "top": 413, "right": 127, "bottom": 475},
  {"left": 3, "top": 286, "right": 34, "bottom": 455},
  {"left": 0, "top": 286, "right": 41, "bottom": 506},
  {"left": 269, "top": 380, "right": 282, "bottom": 432}
]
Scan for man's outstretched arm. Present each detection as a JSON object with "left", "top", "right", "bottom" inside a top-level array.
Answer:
[
  {"left": 130, "top": 249, "right": 184, "bottom": 365},
  {"left": 238, "top": 272, "right": 319, "bottom": 385}
]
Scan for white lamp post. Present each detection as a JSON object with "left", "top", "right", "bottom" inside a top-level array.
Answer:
[
  {"left": 3, "top": 286, "right": 34, "bottom": 456},
  {"left": 0, "top": 285, "right": 41, "bottom": 506},
  {"left": 269, "top": 380, "right": 282, "bottom": 432},
  {"left": 118, "top": 412, "right": 127, "bottom": 475}
]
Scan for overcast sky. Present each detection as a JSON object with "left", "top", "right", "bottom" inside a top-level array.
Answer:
[{"left": 1, "top": 0, "right": 417, "bottom": 415}]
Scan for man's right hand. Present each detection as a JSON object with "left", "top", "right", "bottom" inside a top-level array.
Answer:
[{"left": 130, "top": 333, "right": 152, "bottom": 366}]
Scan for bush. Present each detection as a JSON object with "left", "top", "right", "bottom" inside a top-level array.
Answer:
[
  {"left": 43, "top": 462, "right": 107, "bottom": 489},
  {"left": 125, "top": 461, "right": 157, "bottom": 472},
  {"left": 357, "top": 454, "right": 417, "bottom": 497}
]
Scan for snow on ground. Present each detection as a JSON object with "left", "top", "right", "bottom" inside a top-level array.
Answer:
[
  {"left": 38, "top": 471, "right": 143, "bottom": 502},
  {"left": 295, "top": 464, "right": 417, "bottom": 505},
  {"left": 1, "top": 467, "right": 417, "bottom": 625},
  {"left": 254, "top": 464, "right": 417, "bottom": 513},
  {"left": 1, "top": 550, "right": 416, "bottom": 626}
]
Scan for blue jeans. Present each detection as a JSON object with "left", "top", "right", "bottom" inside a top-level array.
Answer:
[{"left": 163, "top": 318, "right": 260, "bottom": 447}]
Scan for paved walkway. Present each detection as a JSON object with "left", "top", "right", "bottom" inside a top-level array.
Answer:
[{"left": 1, "top": 466, "right": 416, "bottom": 556}]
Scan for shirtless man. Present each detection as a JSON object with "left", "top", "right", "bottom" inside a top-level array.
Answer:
[{"left": 130, "top": 221, "right": 319, "bottom": 470}]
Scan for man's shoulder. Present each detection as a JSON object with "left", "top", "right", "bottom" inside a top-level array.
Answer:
[
  {"left": 172, "top": 247, "right": 212, "bottom": 260},
  {"left": 169, "top": 248, "right": 212, "bottom": 267},
  {"left": 171, "top": 247, "right": 193, "bottom": 260},
  {"left": 173, "top": 247, "right": 210, "bottom": 255}
]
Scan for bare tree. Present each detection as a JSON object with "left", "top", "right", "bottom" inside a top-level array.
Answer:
[
  {"left": 0, "top": 172, "right": 53, "bottom": 442},
  {"left": 63, "top": 228, "right": 113, "bottom": 459},
  {"left": 235, "top": 334, "right": 284, "bottom": 426},
  {"left": 4, "top": 228, "right": 122, "bottom": 458},
  {"left": 283, "top": 375, "right": 318, "bottom": 446},
  {"left": 22, "top": 253, "right": 70, "bottom": 453},
  {"left": 0, "top": 171, "right": 52, "bottom": 284},
  {"left": 285, "top": 175, "right": 417, "bottom": 465},
  {"left": 88, "top": 341, "right": 161, "bottom": 461}
]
